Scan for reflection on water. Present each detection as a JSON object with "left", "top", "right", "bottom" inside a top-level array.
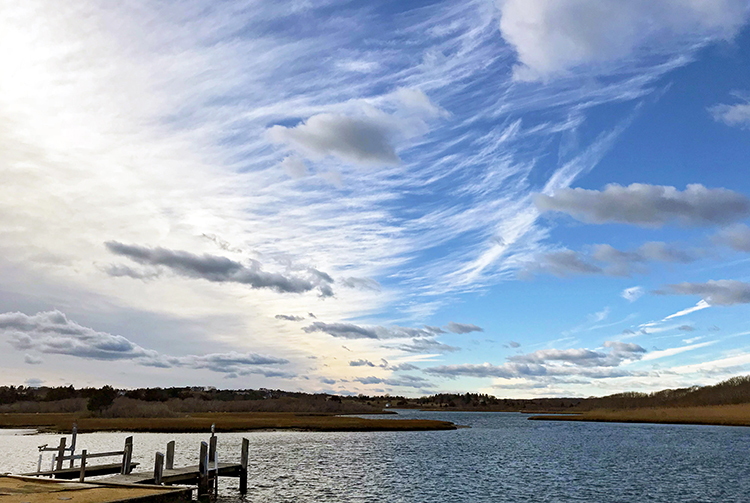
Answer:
[{"left": 1, "top": 410, "right": 748, "bottom": 502}]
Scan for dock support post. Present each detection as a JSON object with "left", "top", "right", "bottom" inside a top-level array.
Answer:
[
  {"left": 239, "top": 437, "right": 249, "bottom": 495},
  {"left": 208, "top": 434, "right": 218, "bottom": 496},
  {"left": 69, "top": 423, "right": 77, "bottom": 468},
  {"left": 198, "top": 441, "right": 209, "bottom": 498},
  {"left": 166, "top": 440, "right": 175, "bottom": 470},
  {"left": 79, "top": 450, "right": 87, "bottom": 483},
  {"left": 154, "top": 451, "right": 164, "bottom": 485},
  {"left": 55, "top": 437, "right": 67, "bottom": 474},
  {"left": 121, "top": 436, "right": 133, "bottom": 475}
]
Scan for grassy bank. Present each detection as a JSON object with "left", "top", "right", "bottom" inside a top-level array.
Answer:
[
  {"left": 528, "top": 403, "right": 750, "bottom": 427},
  {"left": 0, "top": 411, "right": 457, "bottom": 433}
]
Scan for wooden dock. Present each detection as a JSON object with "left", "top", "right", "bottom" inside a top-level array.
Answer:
[
  {"left": 0, "top": 475, "right": 192, "bottom": 503},
  {"left": 106, "top": 462, "right": 241, "bottom": 485},
  {"left": 19, "top": 424, "right": 249, "bottom": 501}
]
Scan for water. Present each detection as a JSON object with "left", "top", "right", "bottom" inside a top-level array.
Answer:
[{"left": 1, "top": 410, "right": 748, "bottom": 502}]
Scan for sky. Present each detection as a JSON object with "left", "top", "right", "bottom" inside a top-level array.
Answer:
[{"left": 2, "top": 0, "right": 750, "bottom": 398}]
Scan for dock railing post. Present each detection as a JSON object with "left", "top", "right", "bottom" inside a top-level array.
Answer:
[
  {"left": 79, "top": 450, "right": 87, "bottom": 483},
  {"left": 55, "top": 437, "right": 67, "bottom": 474},
  {"left": 154, "top": 451, "right": 164, "bottom": 485},
  {"left": 121, "top": 436, "right": 133, "bottom": 475},
  {"left": 239, "top": 437, "right": 249, "bottom": 495},
  {"left": 198, "top": 441, "right": 209, "bottom": 497},
  {"left": 166, "top": 440, "right": 175, "bottom": 470}
]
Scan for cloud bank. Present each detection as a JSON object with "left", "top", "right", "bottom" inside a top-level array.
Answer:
[{"left": 0, "top": 310, "right": 290, "bottom": 377}]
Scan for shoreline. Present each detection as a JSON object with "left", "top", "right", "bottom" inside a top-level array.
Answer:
[
  {"left": 0, "top": 411, "right": 457, "bottom": 433},
  {"left": 528, "top": 403, "right": 750, "bottom": 427}
]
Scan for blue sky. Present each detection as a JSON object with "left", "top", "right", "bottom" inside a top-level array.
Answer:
[{"left": 2, "top": 0, "right": 750, "bottom": 397}]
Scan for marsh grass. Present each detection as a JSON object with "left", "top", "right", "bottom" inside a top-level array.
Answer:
[
  {"left": 528, "top": 403, "right": 750, "bottom": 426},
  {"left": 0, "top": 411, "right": 456, "bottom": 433}
]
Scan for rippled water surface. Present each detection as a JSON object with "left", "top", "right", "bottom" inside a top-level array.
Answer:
[{"left": 1, "top": 410, "right": 749, "bottom": 502}]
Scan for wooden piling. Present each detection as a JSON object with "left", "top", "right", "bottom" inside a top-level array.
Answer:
[
  {"left": 239, "top": 437, "right": 249, "bottom": 494},
  {"left": 121, "top": 436, "right": 133, "bottom": 475},
  {"left": 208, "top": 434, "right": 218, "bottom": 496},
  {"left": 165, "top": 441, "right": 175, "bottom": 470},
  {"left": 69, "top": 424, "right": 77, "bottom": 469},
  {"left": 55, "top": 438, "right": 66, "bottom": 472},
  {"left": 78, "top": 450, "right": 87, "bottom": 483},
  {"left": 198, "top": 441, "right": 209, "bottom": 498},
  {"left": 154, "top": 452, "right": 164, "bottom": 485}
]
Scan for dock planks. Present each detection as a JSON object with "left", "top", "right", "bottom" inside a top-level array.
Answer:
[
  {"left": 105, "top": 462, "right": 241, "bottom": 486},
  {"left": 0, "top": 475, "right": 191, "bottom": 503}
]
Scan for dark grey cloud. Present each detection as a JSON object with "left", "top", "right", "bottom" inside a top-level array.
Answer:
[
  {"left": 103, "top": 264, "right": 160, "bottom": 280},
  {"left": 424, "top": 362, "right": 640, "bottom": 380},
  {"left": 341, "top": 277, "right": 381, "bottom": 291},
  {"left": 349, "top": 359, "right": 375, "bottom": 367},
  {"left": 508, "top": 341, "right": 521, "bottom": 348},
  {"left": 388, "top": 362, "right": 419, "bottom": 371},
  {"left": 320, "top": 377, "right": 336, "bottom": 385},
  {"left": 713, "top": 224, "right": 750, "bottom": 252},
  {"left": 105, "top": 242, "right": 334, "bottom": 297},
  {"left": 353, "top": 374, "right": 434, "bottom": 389},
  {"left": 1, "top": 310, "right": 289, "bottom": 377},
  {"left": 445, "top": 322, "right": 484, "bottom": 334},
  {"left": 395, "top": 338, "right": 460, "bottom": 353},
  {"left": 509, "top": 341, "right": 645, "bottom": 368},
  {"left": 527, "top": 250, "right": 603, "bottom": 277},
  {"left": 425, "top": 341, "right": 645, "bottom": 380},
  {"left": 303, "top": 321, "right": 444, "bottom": 340},
  {"left": 655, "top": 280, "right": 750, "bottom": 305},
  {"left": 678, "top": 325, "right": 695, "bottom": 332},
  {"left": 303, "top": 322, "right": 379, "bottom": 339},
  {"left": 530, "top": 241, "right": 700, "bottom": 278},
  {"left": 275, "top": 314, "right": 305, "bottom": 322},
  {"left": 24, "top": 354, "right": 43, "bottom": 365},
  {"left": 268, "top": 113, "right": 400, "bottom": 165},
  {"left": 535, "top": 183, "right": 750, "bottom": 227}
]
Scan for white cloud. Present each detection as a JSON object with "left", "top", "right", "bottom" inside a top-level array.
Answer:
[
  {"left": 280, "top": 156, "right": 308, "bottom": 179},
  {"left": 663, "top": 300, "right": 712, "bottom": 320},
  {"left": 709, "top": 93, "right": 750, "bottom": 128},
  {"left": 622, "top": 286, "right": 644, "bottom": 302},
  {"left": 497, "top": 0, "right": 749, "bottom": 80},
  {"left": 641, "top": 340, "right": 716, "bottom": 361}
]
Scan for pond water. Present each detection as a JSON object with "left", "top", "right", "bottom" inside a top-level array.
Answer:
[{"left": 1, "top": 410, "right": 748, "bottom": 502}]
